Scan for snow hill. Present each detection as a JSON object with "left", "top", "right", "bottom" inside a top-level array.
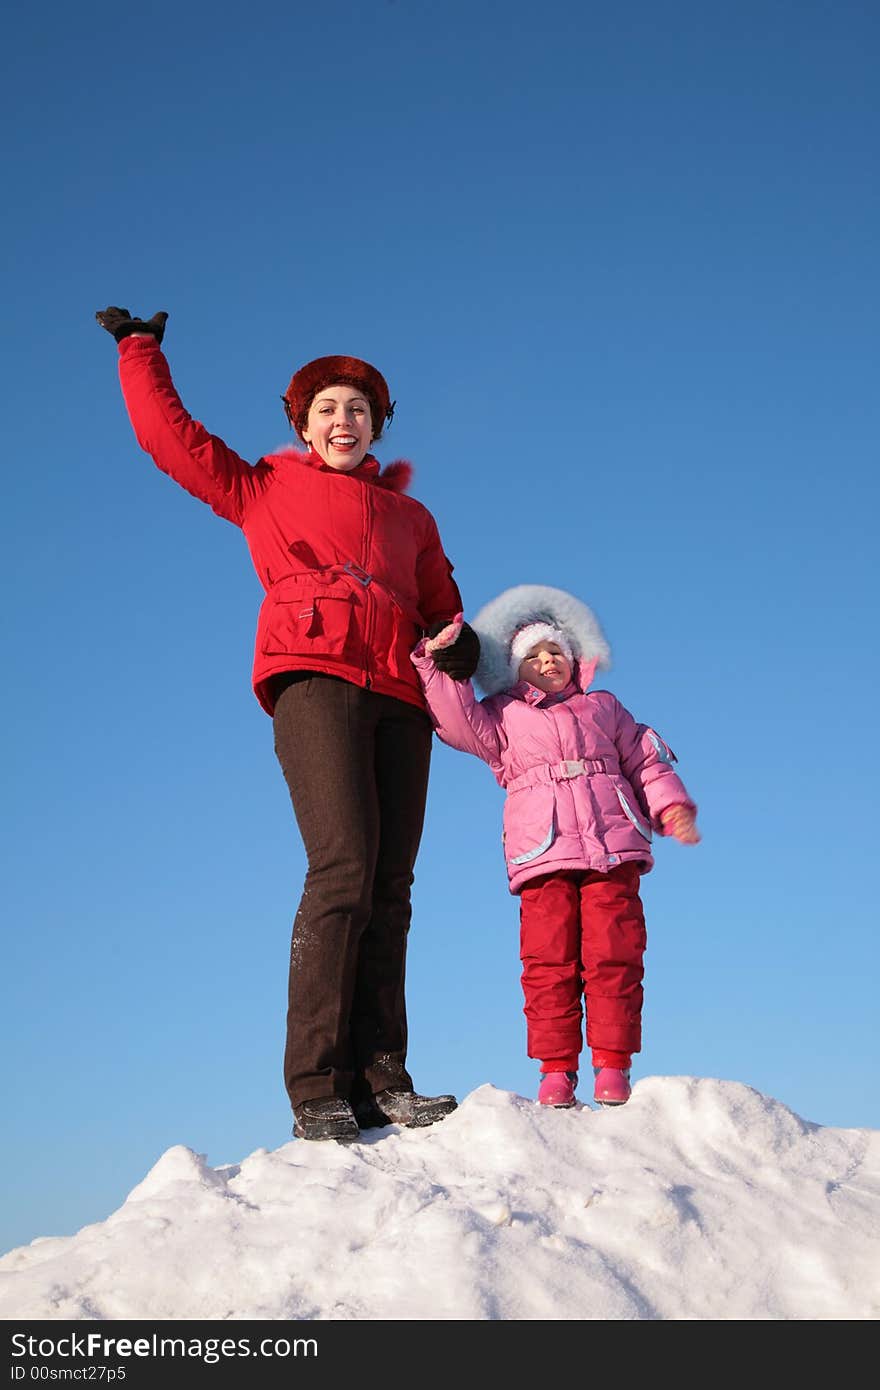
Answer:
[{"left": 1, "top": 1079, "right": 877, "bottom": 1321}]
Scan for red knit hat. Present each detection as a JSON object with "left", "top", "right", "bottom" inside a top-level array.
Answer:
[{"left": 281, "top": 355, "right": 395, "bottom": 441}]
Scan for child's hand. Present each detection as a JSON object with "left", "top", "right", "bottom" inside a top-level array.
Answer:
[
  {"left": 425, "top": 615, "right": 463, "bottom": 652},
  {"left": 661, "top": 804, "right": 701, "bottom": 844}
]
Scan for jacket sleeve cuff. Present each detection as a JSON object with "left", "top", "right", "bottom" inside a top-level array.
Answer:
[{"left": 118, "top": 334, "right": 163, "bottom": 356}]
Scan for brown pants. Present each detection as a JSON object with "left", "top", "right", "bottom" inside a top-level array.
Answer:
[{"left": 273, "top": 674, "right": 433, "bottom": 1109}]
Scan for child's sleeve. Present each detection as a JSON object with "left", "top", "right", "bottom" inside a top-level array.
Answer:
[
  {"left": 612, "top": 698, "right": 697, "bottom": 831},
  {"left": 411, "top": 640, "right": 504, "bottom": 774}
]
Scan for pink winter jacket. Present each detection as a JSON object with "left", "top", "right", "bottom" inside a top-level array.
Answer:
[{"left": 411, "top": 648, "right": 697, "bottom": 894}]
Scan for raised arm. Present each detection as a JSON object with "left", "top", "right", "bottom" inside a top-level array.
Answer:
[
  {"left": 412, "top": 638, "right": 504, "bottom": 774},
  {"left": 96, "top": 307, "right": 266, "bottom": 527}
]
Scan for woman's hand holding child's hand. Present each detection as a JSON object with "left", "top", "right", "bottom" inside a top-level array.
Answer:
[
  {"left": 425, "top": 616, "right": 481, "bottom": 681},
  {"left": 661, "top": 804, "right": 701, "bottom": 844}
]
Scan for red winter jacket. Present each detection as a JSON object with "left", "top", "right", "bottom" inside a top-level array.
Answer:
[{"left": 115, "top": 337, "right": 462, "bottom": 715}]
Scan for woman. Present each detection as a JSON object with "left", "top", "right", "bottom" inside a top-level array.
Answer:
[{"left": 95, "top": 307, "right": 480, "bottom": 1141}]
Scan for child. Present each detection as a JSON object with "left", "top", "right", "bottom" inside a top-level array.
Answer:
[{"left": 411, "top": 584, "right": 699, "bottom": 1109}]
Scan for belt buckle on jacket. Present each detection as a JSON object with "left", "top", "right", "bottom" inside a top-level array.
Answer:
[
  {"left": 560, "top": 759, "right": 585, "bottom": 779},
  {"left": 343, "top": 560, "right": 372, "bottom": 587}
]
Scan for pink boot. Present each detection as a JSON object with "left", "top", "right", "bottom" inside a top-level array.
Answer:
[
  {"left": 537, "top": 1071, "right": 577, "bottom": 1108},
  {"left": 592, "top": 1067, "right": 631, "bottom": 1106}
]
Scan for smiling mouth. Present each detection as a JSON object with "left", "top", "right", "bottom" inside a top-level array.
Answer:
[{"left": 331, "top": 435, "right": 358, "bottom": 448}]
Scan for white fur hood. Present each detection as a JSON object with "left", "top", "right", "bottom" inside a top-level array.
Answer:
[{"left": 471, "top": 584, "right": 612, "bottom": 697}]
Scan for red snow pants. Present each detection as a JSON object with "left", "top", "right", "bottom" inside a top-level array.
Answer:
[{"left": 518, "top": 863, "right": 647, "bottom": 1071}]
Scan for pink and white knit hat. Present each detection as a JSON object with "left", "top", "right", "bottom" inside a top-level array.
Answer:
[{"left": 509, "top": 622, "right": 574, "bottom": 676}]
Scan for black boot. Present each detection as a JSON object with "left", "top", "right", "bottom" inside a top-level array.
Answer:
[
  {"left": 292, "top": 1096, "right": 359, "bottom": 1141},
  {"left": 355, "top": 1089, "right": 458, "bottom": 1130}
]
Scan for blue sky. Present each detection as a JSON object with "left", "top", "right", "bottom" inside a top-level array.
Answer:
[{"left": 2, "top": 0, "right": 878, "bottom": 1254}]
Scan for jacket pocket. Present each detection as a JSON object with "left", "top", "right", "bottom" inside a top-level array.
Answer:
[
  {"left": 503, "top": 786, "right": 557, "bottom": 865},
  {"left": 371, "top": 587, "right": 419, "bottom": 685},
  {"left": 614, "top": 786, "right": 653, "bottom": 842},
  {"left": 260, "top": 579, "right": 355, "bottom": 658}
]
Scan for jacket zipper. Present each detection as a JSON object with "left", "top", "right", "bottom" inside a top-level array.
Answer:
[{"left": 361, "top": 484, "right": 374, "bottom": 689}]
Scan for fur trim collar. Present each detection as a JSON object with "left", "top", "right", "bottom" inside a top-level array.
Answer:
[
  {"left": 265, "top": 445, "right": 413, "bottom": 493},
  {"left": 471, "top": 584, "right": 612, "bottom": 696}
]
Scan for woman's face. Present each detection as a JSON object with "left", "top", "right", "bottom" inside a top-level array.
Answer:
[
  {"left": 518, "top": 641, "right": 572, "bottom": 693},
  {"left": 302, "top": 383, "right": 373, "bottom": 471}
]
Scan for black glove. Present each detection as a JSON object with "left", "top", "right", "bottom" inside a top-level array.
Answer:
[
  {"left": 95, "top": 307, "right": 168, "bottom": 344},
  {"left": 426, "top": 620, "right": 480, "bottom": 681}
]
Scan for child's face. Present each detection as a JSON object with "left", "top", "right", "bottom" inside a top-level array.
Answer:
[{"left": 518, "top": 641, "right": 572, "bottom": 693}]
